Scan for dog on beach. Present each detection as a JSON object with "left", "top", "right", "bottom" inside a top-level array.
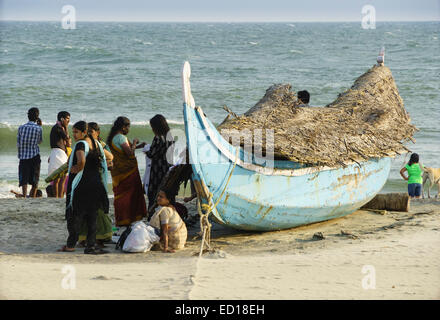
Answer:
[{"left": 422, "top": 167, "right": 440, "bottom": 199}]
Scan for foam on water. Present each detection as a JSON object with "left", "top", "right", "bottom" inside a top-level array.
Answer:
[{"left": 0, "top": 181, "right": 20, "bottom": 199}]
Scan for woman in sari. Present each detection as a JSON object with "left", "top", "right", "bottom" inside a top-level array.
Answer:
[
  {"left": 78, "top": 122, "right": 114, "bottom": 247},
  {"left": 146, "top": 114, "right": 174, "bottom": 213},
  {"left": 107, "top": 116, "right": 147, "bottom": 227},
  {"left": 58, "top": 121, "right": 109, "bottom": 254},
  {"left": 150, "top": 189, "right": 187, "bottom": 252}
]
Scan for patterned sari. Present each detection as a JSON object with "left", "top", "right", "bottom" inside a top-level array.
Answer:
[
  {"left": 110, "top": 136, "right": 147, "bottom": 226},
  {"left": 150, "top": 206, "right": 187, "bottom": 250}
]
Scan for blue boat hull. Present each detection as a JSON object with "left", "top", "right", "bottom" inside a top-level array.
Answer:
[{"left": 184, "top": 103, "right": 391, "bottom": 231}]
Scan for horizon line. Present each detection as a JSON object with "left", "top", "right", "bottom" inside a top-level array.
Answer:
[{"left": 1, "top": 19, "right": 439, "bottom": 23}]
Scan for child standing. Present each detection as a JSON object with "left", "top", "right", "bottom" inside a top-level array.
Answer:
[{"left": 400, "top": 153, "right": 424, "bottom": 199}]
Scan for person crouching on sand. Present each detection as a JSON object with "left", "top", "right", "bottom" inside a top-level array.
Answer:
[
  {"left": 400, "top": 153, "right": 424, "bottom": 199},
  {"left": 59, "top": 121, "right": 110, "bottom": 254},
  {"left": 149, "top": 189, "right": 187, "bottom": 253}
]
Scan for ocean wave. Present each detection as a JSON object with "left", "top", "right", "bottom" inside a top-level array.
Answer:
[
  {"left": 0, "top": 122, "right": 17, "bottom": 129},
  {"left": 131, "top": 120, "right": 184, "bottom": 125},
  {"left": 0, "top": 120, "right": 184, "bottom": 127},
  {"left": 0, "top": 180, "right": 116, "bottom": 198},
  {"left": 0, "top": 181, "right": 20, "bottom": 199},
  {"left": 406, "top": 40, "right": 420, "bottom": 47},
  {"left": 20, "top": 44, "right": 117, "bottom": 61},
  {"left": 0, "top": 121, "right": 185, "bottom": 152},
  {"left": 133, "top": 39, "right": 153, "bottom": 45},
  {"left": 0, "top": 62, "right": 16, "bottom": 70}
]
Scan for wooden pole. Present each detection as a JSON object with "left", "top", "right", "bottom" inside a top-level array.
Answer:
[{"left": 361, "top": 193, "right": 410, "bottom": 212}]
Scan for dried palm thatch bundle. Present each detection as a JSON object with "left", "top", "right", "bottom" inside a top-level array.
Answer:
[{"left": 217, "top": 65, "right": 418, "bottom": 167}]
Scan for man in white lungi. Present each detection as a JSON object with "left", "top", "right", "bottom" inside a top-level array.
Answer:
[{"left": 48, "top": 111, "right": 71, "bottom": 198}]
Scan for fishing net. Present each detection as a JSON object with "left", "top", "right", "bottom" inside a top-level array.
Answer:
[{"left": 217, "top": 65, "right": 417, "bottom": 167}]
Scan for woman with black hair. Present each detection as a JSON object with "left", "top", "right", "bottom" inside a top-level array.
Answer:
[
  {"left": 149, "top": 189, "right": 187, "bottom": 252},
  {"left": 77, "top": 122, "right": 114, "bottom": 248},
  {"left": 146, "top": 114, "right": 174, "bottom": 213},
  {"left": 400, "top": 153, "right": 424, "bottom": 199},
  {"left": 59, "top": 121, "right": 109, "bottom": 254},
  {"left": 88, "top": 122, "right": 113, "bottom": 169},
  {"left": 107, "top": 116, "right": 147, "bottom": 227}
]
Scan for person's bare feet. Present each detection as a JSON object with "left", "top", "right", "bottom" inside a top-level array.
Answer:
[
  {"left": 58, "top": 245, "right": 75, "bottom": 252},
  {"left": 10, "top": 190, "right": 25, "bottom": 198}
]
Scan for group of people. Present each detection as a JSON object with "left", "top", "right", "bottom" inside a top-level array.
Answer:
[
  {"left": 16, "top": 109, "right": 72, "bottom": 199},
  {"left": 17, "top": 106, "right": 426, "bottom": 254},
  {"left": 17, "top": 108, "right": 188, "bottom": 254}
]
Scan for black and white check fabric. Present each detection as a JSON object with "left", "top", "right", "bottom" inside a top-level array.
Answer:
[{"left": 17, "top": 121, "right": 43, "bottom": 159}]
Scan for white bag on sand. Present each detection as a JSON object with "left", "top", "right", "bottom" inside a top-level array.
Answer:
[{"left": 122, "top": 221, "right": 160, "bottom": 253}]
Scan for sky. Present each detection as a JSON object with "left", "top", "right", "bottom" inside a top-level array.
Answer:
[{"left": 0, "top": 0, "right": 439, "bottom": 22}]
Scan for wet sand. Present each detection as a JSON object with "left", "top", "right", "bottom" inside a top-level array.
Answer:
[{"left": 0, "top": 197, "right": 439, "bottom": 299}]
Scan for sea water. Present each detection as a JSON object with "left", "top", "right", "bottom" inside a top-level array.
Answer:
[{"left": 1, "top": 21, "right": 439, "bottom": 198}]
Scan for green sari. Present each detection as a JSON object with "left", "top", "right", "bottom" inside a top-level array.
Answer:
[
  {"left": 78, "top": 140, "right": 113, "bottom": 242},
  {"left": 79, "top": 208, "right": 113, "bottom": 242}
]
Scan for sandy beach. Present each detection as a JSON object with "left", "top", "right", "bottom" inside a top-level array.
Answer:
[{"left": 0, "top": 196, "right": 439, "bottom": 300}]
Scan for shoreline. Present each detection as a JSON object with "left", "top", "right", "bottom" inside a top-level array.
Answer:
[
  {"left": 0, "top": 197, "right": 439, "bottom": 299},
  {"left": 0, "top": 176, "right": 415, "bottom": 199}
]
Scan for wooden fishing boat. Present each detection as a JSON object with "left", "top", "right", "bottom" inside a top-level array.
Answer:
[{"left": 182, "top": 61, "right": 392, "bottom": 231}]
